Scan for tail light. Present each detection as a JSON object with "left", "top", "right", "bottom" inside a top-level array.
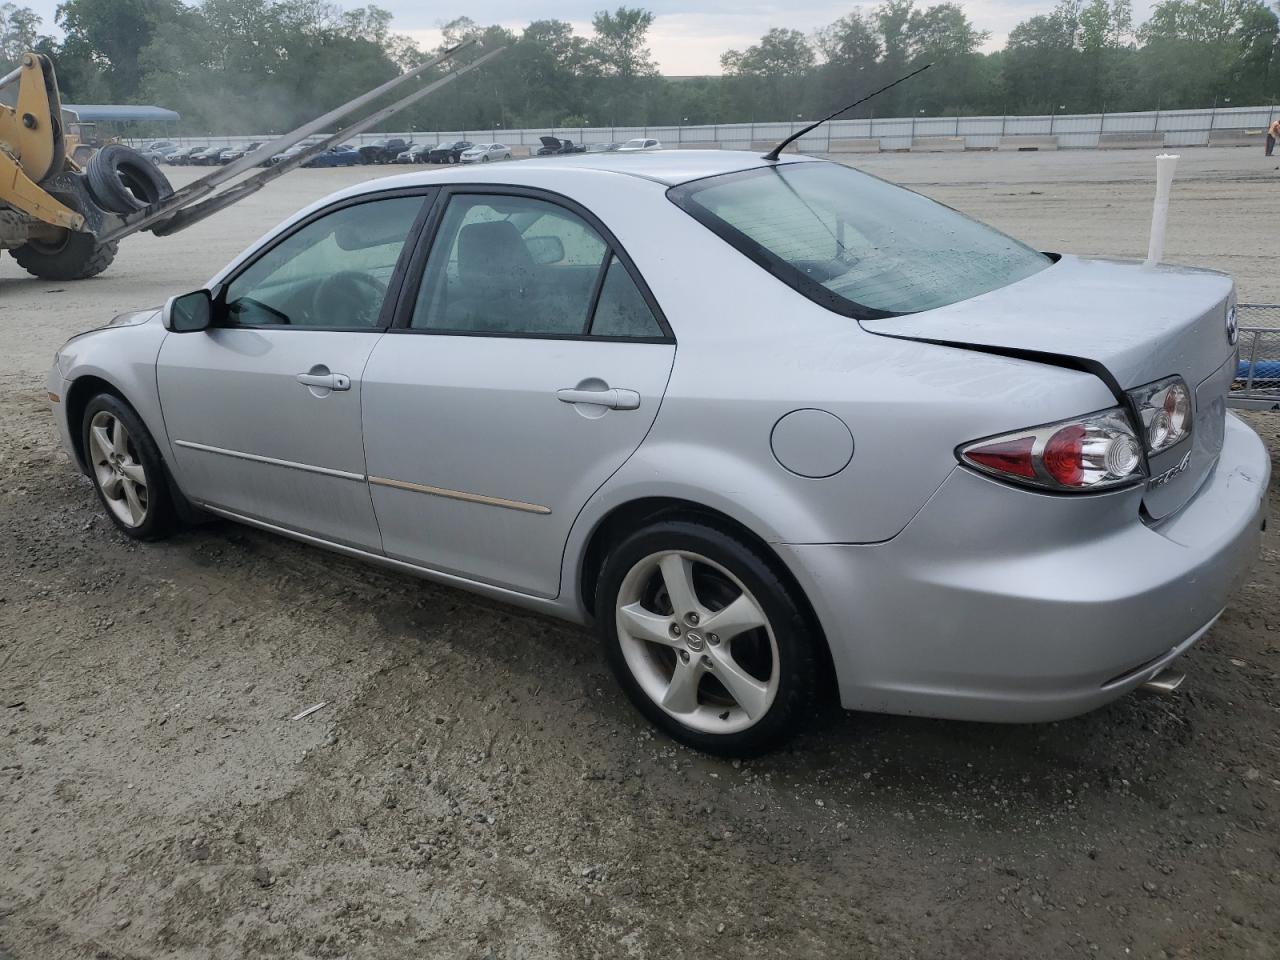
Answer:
[
  {"left": 959, "top": 408, "right": 1144, "bottom": 493},
  {"left": 1128, "top": 376, "right": 1191, "bottom": 455}
]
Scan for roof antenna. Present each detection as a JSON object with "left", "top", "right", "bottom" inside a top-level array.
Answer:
[{"left": 762, "top": 62, "right": 934, "bottom": 162}]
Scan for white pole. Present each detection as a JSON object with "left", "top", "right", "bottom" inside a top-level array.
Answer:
[{"left": 1145, "top": 153, "right": 1179, "bottom": 268}]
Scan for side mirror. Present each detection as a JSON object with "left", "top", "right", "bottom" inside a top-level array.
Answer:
[{"left": 163, "top": 290, "right": 213, "bottom": 332}]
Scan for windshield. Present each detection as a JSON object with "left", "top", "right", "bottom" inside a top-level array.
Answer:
[
  {"left": 669, "top": 162, "right": 1051, "bottom": 318},
  {"left": 623, "top": 139, "right": 645, "bottom": 148}
]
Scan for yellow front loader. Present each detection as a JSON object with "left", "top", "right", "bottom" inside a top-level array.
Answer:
[{"left": 0, "top": 42, "right": 502, "bottom": 281}]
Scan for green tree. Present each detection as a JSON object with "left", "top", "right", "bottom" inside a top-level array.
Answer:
[
  {"left": 19, "top": 0, "right": 1280, "bottom": 137},
  {"left": 57, "top": 0, "right": 185, "bottom": 99},
  {"left": 721, "top": 28, "right": 815, "bottom": 122},
  {"left": 587, "top": 7, "right": 657, "bottom": 78},
  {"left": 1138, "top": 0, "right": 1278, "bottom": 107},
  {"left": 0, "top": 2, "right": 43, "bottom": 64}
]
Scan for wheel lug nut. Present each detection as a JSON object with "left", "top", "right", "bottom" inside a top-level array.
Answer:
[
  {"left": 685, "top": 612, "right": 700, "bottom": 626},
  {"left": 708, "top": 634, "right": 720, "bottom": 645},
  {"left": 702, "top": 655, "right": 713, "bottom": 668},
  {"left": 678, "top": 650, "right": 690, "bottom": 664},
  {"left": 669, "top": 623, "right": 681, "bottom": 637}
]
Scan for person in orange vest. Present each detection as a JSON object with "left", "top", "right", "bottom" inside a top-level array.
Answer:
[{"left": 1267, "top": 118, "right": 1280, "bottom": 157}]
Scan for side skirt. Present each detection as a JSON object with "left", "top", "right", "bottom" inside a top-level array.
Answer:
[{"left": 194, "top": 501, "right": 581, "bottom": 623}]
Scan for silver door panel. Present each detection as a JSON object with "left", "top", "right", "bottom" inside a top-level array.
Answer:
[
  {"left": 361, "top": 335, "right": 675, "bottom": 597},
  {"left": 157, "top": 327, "right": 384, "bottom": 549}
]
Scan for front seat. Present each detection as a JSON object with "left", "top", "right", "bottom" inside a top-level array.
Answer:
[{"left": 446, "top": 220, "right": 540, "bottom": 331}]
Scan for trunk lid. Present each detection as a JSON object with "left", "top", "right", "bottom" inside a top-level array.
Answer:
[{"left": 861, "top": 255, "right": 1237, "bottom": 520}]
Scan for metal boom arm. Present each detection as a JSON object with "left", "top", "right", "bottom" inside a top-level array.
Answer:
[{"left": 102, "top": 41, "right": 504, "bottom": 242}]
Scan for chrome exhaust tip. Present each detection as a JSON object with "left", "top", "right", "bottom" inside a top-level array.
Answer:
[{"left": 1139, "top": 669, "right": 1185, "bottom": 696}]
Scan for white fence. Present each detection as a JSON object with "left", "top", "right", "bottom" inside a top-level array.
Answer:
[{"left": 131, "top": 103, "right": 1280, "bottom": 153}]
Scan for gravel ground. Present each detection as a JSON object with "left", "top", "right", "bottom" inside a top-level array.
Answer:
[{"left": 2, "top": 148, "right": 1279, "bottom": 960}]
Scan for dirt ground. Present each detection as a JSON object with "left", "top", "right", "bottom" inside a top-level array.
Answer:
[{"left": 2, "top": 148, "right": 1279, "bottom": 960}]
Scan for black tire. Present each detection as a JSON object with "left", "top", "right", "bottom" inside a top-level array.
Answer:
[
  {"left": 595, "top": 519, "right": 821, "bottom": 757},
  {"left": 86, "top": 144, "right": 173, "bottom": 214},
  {"left": 10, "top": 231, "right": 117, "bottom": 280},
  {"left": 80, "top": 393, "right": 177, "bottom": 541}
]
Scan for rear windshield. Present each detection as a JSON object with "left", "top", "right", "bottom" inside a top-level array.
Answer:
[{"left": 669, "top": 162, "right": 1050, "bottom": 318}]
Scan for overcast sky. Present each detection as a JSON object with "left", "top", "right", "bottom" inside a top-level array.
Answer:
[{"left": 20, "top": 1, "right": 1159, "bottom": 75}]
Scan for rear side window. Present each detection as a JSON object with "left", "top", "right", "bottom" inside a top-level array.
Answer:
[
  {"left": 411, "top": 194, "right": 606, "bottom": 336},
  {"left": 410, "top": 193, "right": 665, "bottom": 340},
  {"left": 669, "top": 162, "right": 1050, "bottom": 318},
  {"left": 591, "top": 256, "right": 661, "bottom": 338}
]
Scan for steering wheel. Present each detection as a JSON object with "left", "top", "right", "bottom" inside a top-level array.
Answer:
[{"left": 311, "top": 271, "right": 387, "bottom": 327}]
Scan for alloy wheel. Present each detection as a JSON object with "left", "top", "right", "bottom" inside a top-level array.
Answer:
[
  {"left": 615, "top": 550, "right": 780, "bottom": 734},
  {"left": 88, "top": 410, "right": 149, "bottom": 527}
]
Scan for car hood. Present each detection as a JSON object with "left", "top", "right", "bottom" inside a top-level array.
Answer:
[
  {"left": 539, "top": 136, "right": 561, "bottom": 147},
  {"left": 861, "top": 254, "right": 1238, "bottom": 519}
]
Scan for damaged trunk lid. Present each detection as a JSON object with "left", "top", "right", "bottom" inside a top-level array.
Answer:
[{"left": 861, "top": 255, "right": 1238, "bottom": 520}]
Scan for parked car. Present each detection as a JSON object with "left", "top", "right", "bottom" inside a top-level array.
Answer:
[
  {"left": 48, "top": 151, "right": 1268, "bottom": 756},
  {"left": 188, "top": 146, "right": 227, "bottom": 166},
  {"left": 427, "top": 140, "right": 473, "bottom": 164},
  {"left": 536, "top": 136, "right": 585, "bottom": 156},
  {"left": 459, "top": 143, "right": 512, "bottom": 163},
  {"left": 618, "top": 138, "right": 661, "bottom": 152},
  {"left": 165, "top": 145, "right": 207, "bottom": 165},
  {"left": 140, "top": 140, "right": 178, "bottom": 164},
  {"left": 218, "top": 141, "right": 264, "bottom": 165},
  {"left": 143, "top": 145, "right": 181, "bottom": 165},
  {"left": 357, "top": 138, "right": 408, "bottom": 164},
  {"left": 395, "top": 143, "right": 432, "bottom": 163},
  {"left": 302, "top": 145, "right": 361, "bottom": 168},
  {"left": 388, "top": 142, "right": 417, "bottom": 162},
  {"left": 268, "top": 141, "right": 322, "bottom": 166}
]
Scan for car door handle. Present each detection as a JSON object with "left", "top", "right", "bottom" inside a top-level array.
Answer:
[
  {"left": 556, "top": 387, "right": 641, "bottom": 410},
  {"left": 296, "top": 371, "right": 351, "bottom": 391}
]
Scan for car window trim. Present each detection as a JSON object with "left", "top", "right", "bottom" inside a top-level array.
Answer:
[
  {"left": 581, "top": 251, "right": 613, "bottom": 336},
  {"left": 388, "top": 183, "right": 674, "bottom": 344},
  {"left": 208, "top": 186, "right": 439, "bottom": 333}
]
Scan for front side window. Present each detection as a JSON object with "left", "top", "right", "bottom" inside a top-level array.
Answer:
[
  {"left": 411, "top": 193, "right": 660, "bottom": 338},
  {"left": 670, "top": 162, "right": 1050, "bottom": 318},
  {"left": 223, "top": 196, "right": 422, "bottom": 329}
]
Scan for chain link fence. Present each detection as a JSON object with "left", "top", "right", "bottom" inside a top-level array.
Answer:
[{"left": 1231, "top": 304, "right": 1280, "bottom": 411}]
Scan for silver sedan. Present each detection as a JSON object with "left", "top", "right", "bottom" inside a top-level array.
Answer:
[
  {"left": 48, "top": 151, "right": 1270, "bottom": 755},
  {"left": 459, "top": 143, "right": 512, "bottom": 163}
]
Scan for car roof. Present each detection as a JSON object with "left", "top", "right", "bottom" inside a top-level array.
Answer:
[{"left": 345, "top": 149, "right": 821, "bottom": 192}]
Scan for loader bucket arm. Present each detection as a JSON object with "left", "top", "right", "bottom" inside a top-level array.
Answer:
[
  {"left": 0, "top": 52, "right": 81, "bottom": 230},
  {"left": 100, "top": 40, "right": 503, "bottom": 244}
]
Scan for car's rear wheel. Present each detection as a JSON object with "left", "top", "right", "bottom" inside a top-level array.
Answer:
[
  {"left": 596, "top": 520, "right": 820, "bottom": 756},
  {"left": 81, "top": 394, "right": 176, "bottom": 540}
]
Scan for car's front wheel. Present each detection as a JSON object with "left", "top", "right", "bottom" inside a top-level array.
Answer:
[
  {"left": 81, "top": 394, "right": 177, "bottom": 540},
  {"left": 596, "top": 519, "right": 821, "bottom": 756}
]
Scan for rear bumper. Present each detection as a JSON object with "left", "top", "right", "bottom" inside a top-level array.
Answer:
[{"left": 779, "top": 413, "right": 1270, "bottom": 722}]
